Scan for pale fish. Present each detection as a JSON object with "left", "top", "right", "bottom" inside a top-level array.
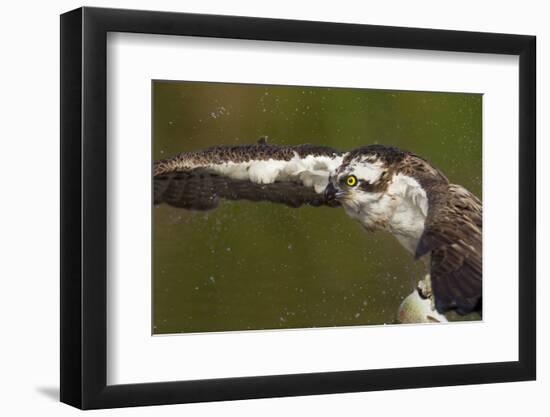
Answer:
[{"left": 397, "top": 290, "right": 448, "bottom": 324}]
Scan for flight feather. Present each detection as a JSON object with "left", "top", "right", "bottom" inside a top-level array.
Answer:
[{"left": 154, "top": 143, "right": 344, "bottom": 210}]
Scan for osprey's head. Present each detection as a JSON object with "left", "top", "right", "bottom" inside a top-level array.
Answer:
[{"left": 324, "top": 145, "right": 406, "bottom": 214}]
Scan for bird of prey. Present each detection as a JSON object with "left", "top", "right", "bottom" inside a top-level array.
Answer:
[{"left": 154, "top": 141, "right": 482, "bottom": 317}]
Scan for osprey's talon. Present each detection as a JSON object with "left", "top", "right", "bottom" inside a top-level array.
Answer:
[
  {"left": 417, "top": 274, "right": 438, "bottom": 311},
  {"left": 417, "top": 274, "right": 432, "bottom": 299}
]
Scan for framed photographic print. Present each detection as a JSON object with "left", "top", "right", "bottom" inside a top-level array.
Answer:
[{"left": 60, "top": 6, "right": 536, "bottom": 409}]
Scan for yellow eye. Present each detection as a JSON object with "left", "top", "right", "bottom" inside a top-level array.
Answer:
[{"left": 346, "top": 175, "right": 358, "bottom": 187}]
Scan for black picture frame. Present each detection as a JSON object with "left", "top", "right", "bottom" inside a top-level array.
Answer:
[{"left": 60, "top": 6, "right": 536, "bottom": 410}]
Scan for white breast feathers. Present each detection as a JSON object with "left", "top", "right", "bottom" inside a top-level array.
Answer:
[{"left": 351, "top": 173, "right": 428, "bottom": 255}]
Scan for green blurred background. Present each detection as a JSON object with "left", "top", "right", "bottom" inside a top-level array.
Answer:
[{"left": 153, "top": 80, "right": 482, "bottom": 334}]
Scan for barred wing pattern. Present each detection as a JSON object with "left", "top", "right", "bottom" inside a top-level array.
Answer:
[
  {"left": 415, "top": 184, "right": 482, "bottom": 315},
  {"left": 154, "top": 143, "right": 344, "bottom": 210}
]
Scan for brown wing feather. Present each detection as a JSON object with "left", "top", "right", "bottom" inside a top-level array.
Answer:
[
  {"left": 155, "top": 169, "right": 337, "bottom": 210},
  {"left": 154, "top": 143, "right": 342, "bottom": 210},
  {"left": 416, "top": 184, "right": 482, "bottom": 315},
  {"left": 154, "top": 143, "right": 341, "bottom": 176}
]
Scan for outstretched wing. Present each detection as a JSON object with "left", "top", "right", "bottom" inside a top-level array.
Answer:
[
  {"left": 154, "top": 143, "right": 344, "bottom": 210},
  {"left": 415, "top": 184, "right": 482, "bottom": 315}
]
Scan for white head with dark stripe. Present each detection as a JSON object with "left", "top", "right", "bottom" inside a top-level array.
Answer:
[
  {"left": 326, "top": 146, "right": 404, "bottom": 210},
  {"left": 325, "top": 145, "right": 433, "bottom": 253}
]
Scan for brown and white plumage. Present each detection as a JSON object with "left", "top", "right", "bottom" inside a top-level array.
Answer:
[
  {"left": 415, "top": 183, "right": 482, "bottom": 315},
  {"left": 328, "top": 145, "right": 482, "bottom": 315},
  {"left": 154, "top": 142, "right": 344, "bottom": 210},
  {"left": 154, "top": 142, "right": 482, "bottom": 316}
]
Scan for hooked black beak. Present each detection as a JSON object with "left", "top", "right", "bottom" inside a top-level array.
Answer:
[{"left": 324, "top": 183, "right": 341, "bottom": 207}]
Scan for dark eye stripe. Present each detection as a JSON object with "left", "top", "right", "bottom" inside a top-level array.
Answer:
[{"left": 359, "top": 181, "right": 373, "bottom": 191}]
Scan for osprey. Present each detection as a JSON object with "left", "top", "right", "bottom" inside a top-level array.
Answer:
[{"left": 154, "top": 141, "right": 482, "bottom": 317}]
